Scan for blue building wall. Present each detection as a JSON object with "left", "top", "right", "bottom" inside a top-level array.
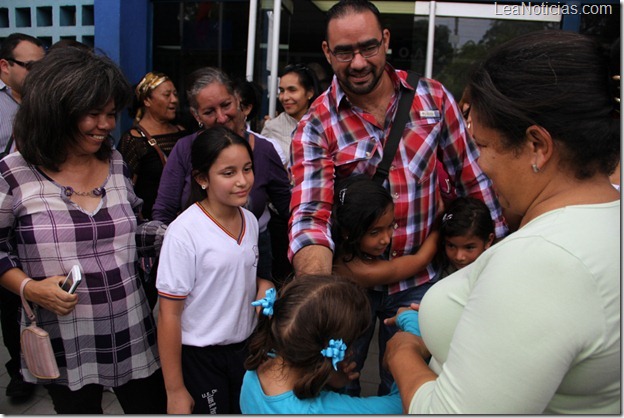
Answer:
[
  {"left": 94, "top": 0, "right": 150, "bottom": 86},
  {"left": 94, "top": 0, "right": 150, "bottom": 134},
  {"left": 0, "top": 0, "right": 96, "bottom": 46}
]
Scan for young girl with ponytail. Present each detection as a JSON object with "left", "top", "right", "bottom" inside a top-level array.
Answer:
[{"left": 240, "top": 274, "right": 420, "bottom": 414}]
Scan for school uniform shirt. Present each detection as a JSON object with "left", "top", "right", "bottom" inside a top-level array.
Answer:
[
  {"left": 289, "top": 64, "right": 506, "bottom": 295},
  {"left": 0, "top": 151, "right": 160, "bottom": 390},
  {"left": 156, "top": 203, "right": 259, "bottom": 346}
]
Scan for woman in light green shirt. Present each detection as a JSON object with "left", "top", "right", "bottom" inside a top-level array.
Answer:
[{"left": 385, "top": 30, "right": 620, "bottom": 414}]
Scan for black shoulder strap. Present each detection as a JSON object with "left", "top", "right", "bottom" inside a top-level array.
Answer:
[
  {"left": 372, "top": 71, "right": 420, "bottom": 185},
  {"left": 0, "top": 134, "right": 14, "bottom": 159}
]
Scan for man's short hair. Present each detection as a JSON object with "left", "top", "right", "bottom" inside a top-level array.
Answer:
[
  {"left": 0, "top": 33, "right": 45, "bottom": 60},
  {"left": 325, "top": 0, "right": 383, "bottom": 40}
]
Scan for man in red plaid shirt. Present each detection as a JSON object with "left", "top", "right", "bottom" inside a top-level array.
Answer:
[{"left": 288, "top": 0, "right": 507, "bottom": 396}]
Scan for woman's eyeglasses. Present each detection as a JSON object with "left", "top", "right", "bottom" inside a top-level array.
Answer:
[{"left": 6, "top": 58, "right": 36, "bottom": 71}]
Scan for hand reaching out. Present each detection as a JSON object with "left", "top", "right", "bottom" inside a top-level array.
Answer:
[
  {"left": 384, "top": 303, "right": 419, "bottom": 327},
  {"left": 326, "top": 359, "right": 359, "bottom": 389}
]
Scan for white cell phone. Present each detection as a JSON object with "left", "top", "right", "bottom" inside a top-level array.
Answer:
[{"left": 60, "top": 265, "right": 82, "bottom": 294}]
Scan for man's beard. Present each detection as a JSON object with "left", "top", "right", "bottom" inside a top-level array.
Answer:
[{"left": 340, "top": 66, "right": 381, "bottom": 96}]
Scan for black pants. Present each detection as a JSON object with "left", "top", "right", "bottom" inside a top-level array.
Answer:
[
  {"left": 0, "top": 286, "right": 21, "bottom": 377},
  {"left": 46, "top": 368, "right": 166, "bottom": 414},
  {"left": 267, "top": 214, "right": 292, "bottom": 289},
  {"left": 181, "top": 341, "right": 248, "bottom": 414}
]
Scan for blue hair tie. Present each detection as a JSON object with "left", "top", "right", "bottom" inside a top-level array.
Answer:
[
  {"left": 251, "top": 288, "right": 276, "bottom": 316},
  {"left": 320, "top": 339, "right": 347, "bottom": 371}
]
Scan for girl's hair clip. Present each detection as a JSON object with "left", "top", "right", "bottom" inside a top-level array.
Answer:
[
  {"left": 442, "top": 213, "right": 453, "bottom": 223},
  {"left": 320, "top": 338, "right": 347, "bottom": 371},
  {"left": 339, "top": 188, "right": 347, "bottom": 205},
  {"left": 251, "top": 288, "right": 277, "bottom": 316}
]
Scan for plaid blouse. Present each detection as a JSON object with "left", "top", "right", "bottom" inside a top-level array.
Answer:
[
  {"left": 289, "top": 65, "right": 506, "bottom": 295},
  {"left": 0, "top": 150, "right": 160, "bottom": 390}
]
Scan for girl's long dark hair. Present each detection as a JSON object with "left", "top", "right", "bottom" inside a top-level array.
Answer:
[
  {"left": 245, "top": 274, "right": 371, "bottom": 399},
  {"left": 185, "top": 126, "right": 254, "bottom": 210},
  {"left": 441, "top": 197, "right": 494, "bottom": 242},
  {"left": 331, "top": 174, "right": 393, "bottom": 262}
]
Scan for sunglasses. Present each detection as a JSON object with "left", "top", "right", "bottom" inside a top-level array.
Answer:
[{"left": 6, "top": 57, "right": 37, "bottom": 71}]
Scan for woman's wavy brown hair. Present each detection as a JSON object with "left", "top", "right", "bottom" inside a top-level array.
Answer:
[{"left": 14, "top": 46, "right": 131, "bottom": 171}]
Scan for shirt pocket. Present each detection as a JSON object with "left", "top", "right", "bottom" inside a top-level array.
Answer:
[
  {"left": 333, "top": 137, "right": 380, "bottom": 176},
  {"left": 404, "top": 119, "right": 441, "bottom": 184}
]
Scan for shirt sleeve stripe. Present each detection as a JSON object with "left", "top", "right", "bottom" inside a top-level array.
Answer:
[{"left": 157, "top": 291, "right": 187, "bottom": 301}]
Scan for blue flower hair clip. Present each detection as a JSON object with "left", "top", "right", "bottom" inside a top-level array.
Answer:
[
  {"left": 251, "top": 288, "right": 276, "bottom": 316},
  {"left": 320, "top": 339, "right": 347, "bottom": 371}
]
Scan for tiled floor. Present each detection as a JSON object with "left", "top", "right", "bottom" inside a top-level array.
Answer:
[{"left": 0, "top": 318, "right": 382, "bottom": 414}]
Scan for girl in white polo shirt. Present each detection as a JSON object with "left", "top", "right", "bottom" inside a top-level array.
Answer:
[{"left": 156, "top": 126, "right": 274, "bottom": 414}]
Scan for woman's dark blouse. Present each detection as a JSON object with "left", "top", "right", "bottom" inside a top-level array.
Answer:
[{"left": 118, "top": 128, "right": 189, "bottom": 219}]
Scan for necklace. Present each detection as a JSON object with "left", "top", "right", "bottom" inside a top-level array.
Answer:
[{"left": 63, "top": 186, "right": 105, "bottom": 198}]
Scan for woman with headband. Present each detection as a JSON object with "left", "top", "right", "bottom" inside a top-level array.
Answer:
[
  {"left": 118, "top": 71, "right": 188, "bottom": 220},
  {"left": 118, "top": 72, "right": 188, "bottom": 309}
]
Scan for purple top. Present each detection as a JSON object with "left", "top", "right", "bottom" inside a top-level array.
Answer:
[{"left": 152, "top": 130, "right": 291, "bottom": 224}]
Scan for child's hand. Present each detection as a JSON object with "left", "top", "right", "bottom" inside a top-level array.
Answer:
[
  {"left": 384, "top": 303, "right": 419, "bottom": 327},
  {"left": 340, "top": 360, "right": 359, "bottom": 382},
  {"left": 326, "top": 360, "right": 359, "bottom": 389},
  {"left": 166, "top": 387, "right": 195, "bottom": 414}
]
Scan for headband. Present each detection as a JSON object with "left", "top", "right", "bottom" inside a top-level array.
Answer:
[{"left": 134, "top": 72, "right": 169, "bottom": 121}]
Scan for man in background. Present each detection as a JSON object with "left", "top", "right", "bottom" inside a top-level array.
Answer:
[
  {"left": 0, "top": 32, "right": 45, "bottom": 401},
  {"left": 0, "top": 33, "right": 45, "bottom": 153}
]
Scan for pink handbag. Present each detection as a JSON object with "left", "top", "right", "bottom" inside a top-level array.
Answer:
[{"left": 19, "top": 278, "right": 60, "bottom": 379}]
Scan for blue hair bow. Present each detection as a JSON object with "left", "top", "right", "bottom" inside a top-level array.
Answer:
[
  {"left": 320, "top": 339, "right": 347, "bottom": 371},
  {"left": 251, "top": 288, "right": 276, "bottom": 316}
]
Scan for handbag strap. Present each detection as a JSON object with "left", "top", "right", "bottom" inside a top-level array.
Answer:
[
  {"left": 135, "top": 124, "right": 168, "bottom": 166},
  {"left": 19, "top": 278, "right": 36, "bottom": 324},
  {"left": 372, "top": 71, "right": 420, "bottom": 185},
  {"left": 1, "top": 134, "right": 14, "bottom": 158}
]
